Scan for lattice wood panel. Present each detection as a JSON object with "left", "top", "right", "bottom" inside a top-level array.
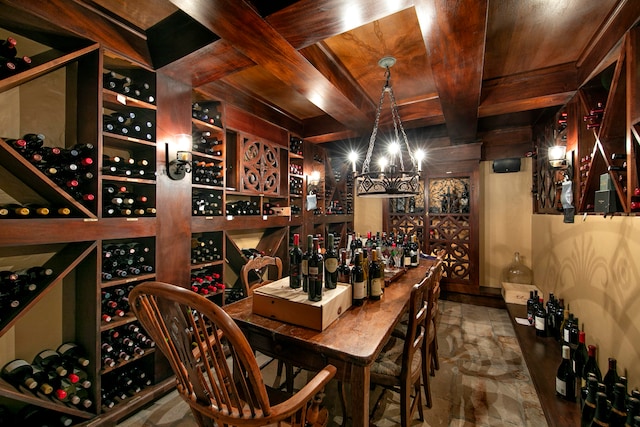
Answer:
[
  {"left": 428, "top": 214, "right": 470, "bottom": 280},
  {"left": 388, "top": 214, "right": 424, "bottom": 243},
  {"left": 241, "top": 137, "right": 280, "bottom": 194}
]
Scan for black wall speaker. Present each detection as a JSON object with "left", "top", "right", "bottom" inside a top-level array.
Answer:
[{"left": 492, "top": 157, "right": 521, "bottom": 173}]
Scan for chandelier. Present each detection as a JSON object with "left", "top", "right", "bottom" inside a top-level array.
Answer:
[{"left": 350, "top": 57, "right": 424, "bottom": 198}]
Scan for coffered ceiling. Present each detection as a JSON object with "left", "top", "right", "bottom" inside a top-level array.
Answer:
[{"left": 6, "top": 0, "right": 640, "bottom": 146}]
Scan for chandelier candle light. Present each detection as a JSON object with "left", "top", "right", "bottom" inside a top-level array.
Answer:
[{"left": 350, "top": 56, "right": 424, "bottom": 198}]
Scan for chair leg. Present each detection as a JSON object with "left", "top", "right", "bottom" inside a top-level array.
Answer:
[
  {"left": 432, "top": 333, "right": 440, "bottom": 373},
  {"left": 415, "top": 383, "right": 424, "bottom": 421},
  {"left": 400, "top": 381, "right": 410, "bottom": 427},
  {"left": 338, "top": 381, "right": 348, "bottom": 427},
  {"left": 423, "top": 358, "right": 433, "bottom": 408}
]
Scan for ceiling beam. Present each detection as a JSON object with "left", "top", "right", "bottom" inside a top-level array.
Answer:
[
  {"left": 267, "top": 0, "right": 415, "bottom": 50},
  {"left": 160, "top": 39, "right": 255, "bottom": 86},
  {"left": 169, "top": 0, "right": 371, "bottom": 131},
  {"left": 480, "top": 62, "right": 578, "bottom": 117},
  {"left": 1, "top": 0, "right": 152, "bottom": 67},
  {"left": 576, "top": 0, "right": 640, "bottom": 86},
  {"left": 416, "top": 0, "right": 488, "bottom": 144}
]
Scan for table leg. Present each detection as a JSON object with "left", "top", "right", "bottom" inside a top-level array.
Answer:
[{"left": 350, "top": 364, "right": 370, "bottom": 427}]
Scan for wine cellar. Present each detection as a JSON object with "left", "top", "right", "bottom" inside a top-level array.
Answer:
[{"left": 0, "top": 9, "right": 353, "bottom": 425}]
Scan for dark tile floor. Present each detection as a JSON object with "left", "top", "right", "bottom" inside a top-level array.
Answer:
[{"left": 117, "top": 300, "right": 547, "bottom": 426}]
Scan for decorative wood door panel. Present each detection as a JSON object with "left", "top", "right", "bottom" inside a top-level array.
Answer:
[
  {"left": 426, "top": 174, "right": 479, "bottom": 293},
  {"left": 241, "top": 136, "right": 280, "bottom": 194}
]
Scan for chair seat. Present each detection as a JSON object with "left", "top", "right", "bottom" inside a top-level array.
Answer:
[{"left": 371, "top": 336, "right": 422, "bottom": 379}]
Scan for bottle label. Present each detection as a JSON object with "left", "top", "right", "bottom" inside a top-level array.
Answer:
[
  {"left": 2, "top": 359, "right": 29, "bottom": 373},
  {"left": 325, "top": 258, "right": 338, "bottom": 273},
  {"left": 563, "top": 329, "right": 570, "bottom": 343},
  {"left": 301, "top": 260, "right": 308, "bottom": 275},
  {"left": 555, "top": 377, "right": 567, "bottom": 396},
  {"left": 309, "top": 266, "right": 319, "bottom": 276},
  {"left": 404, "top": 256, "right": 411, "bottom": 267},
  {"left": 353, "top": 280, "right": 366, "bottom": 299},
  {"left": 371, "top": 278, "right": 383, "bottom": 297},
  {"left": 535, "top": 316, "right": 546, "bottom": 331}
]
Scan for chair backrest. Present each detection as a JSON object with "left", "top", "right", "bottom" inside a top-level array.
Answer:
[
  {"left": 429, "top": 259, "right": 444, "bottom": 325},
  {"left": 129, "top": 281, "right": 273, "bottom": 425},
  {"left": 240, "top": 256, "right": 283, "bottom": 297},
  {"left": 401, "top": 272, "right": 431, "bottom": 380}
]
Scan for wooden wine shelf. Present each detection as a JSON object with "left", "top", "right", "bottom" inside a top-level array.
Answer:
[
  {"left": 100, "top": 349, "right": 156, "bottom": 375},
  {"left": 0, "top": 377, "right": 94, "bottom": 419},
  {"left": 103, "top": 89, "right": 157, "bottom": 111},
  {"left": 75, "top": 376, "right": 176, "bottom": 427},
  {"left": 0, "top": 44, "right": 100, "bottom": 94},
  {"left": 100, "top": 273, "right": 156, "bottom": 289},
  {"left": 0, "top": 241, "right": 97, "bottom": 336},
  {"left": 0, "top": 138, "right": 97, "bottom": 219}
]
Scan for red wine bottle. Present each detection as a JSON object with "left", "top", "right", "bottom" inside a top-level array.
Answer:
[
  {"left": 324, "top": 233, "right": 339, "bottom": 290},
  {"left": 603, "top": 357, "right": 620, "bottom": 401},
  {"left": 534, "top": 297, "right": 547, "bottom": 337},
  {"left": 57, "top": 342, "right": 90, "bottom": 368},
  {"left": 0, "top": 37, "right": 17, "bottom": 58},
  {"left": 352, "top": 251, "right": 366, "bottom": 306},
  {"left": 556, "top": 345, "right": 576, "bottom": 401},
  {"left": 307, "top": 237, "right": 323, "bottom": 302},
  {"left": 289, "top": 233, "right": 303, "bottom": 289}
]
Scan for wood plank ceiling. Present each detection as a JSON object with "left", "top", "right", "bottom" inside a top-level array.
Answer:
[{"left": 14, "top": 0, "right": 640, "bottom": 146}]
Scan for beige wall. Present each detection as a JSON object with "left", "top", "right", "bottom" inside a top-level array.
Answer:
[
  {"left": 354, "top": 194, "right": 383, "bottom": 236},
  {"left": 532, "top": 214, "right": 640, "bottom": 390},
  {"left": 480, "top": 158, "right": 533, "bottom": 287}
]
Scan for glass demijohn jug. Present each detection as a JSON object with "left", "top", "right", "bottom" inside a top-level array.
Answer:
[{"left": 506, "top": 252, "right": 533, "bottom": 284}]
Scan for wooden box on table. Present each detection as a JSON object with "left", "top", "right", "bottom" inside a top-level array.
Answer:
[{"left": 252, "top": 277, "right": 352, "bottom": 331}]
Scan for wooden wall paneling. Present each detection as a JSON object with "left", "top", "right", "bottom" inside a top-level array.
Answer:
[{"left": 155, "top": 73, "right": 192, "bottom": 287}]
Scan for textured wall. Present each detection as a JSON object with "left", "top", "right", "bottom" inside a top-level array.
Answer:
[
  {"left": 480, "top": 158, "right": 533, "bottom": 287},
  {"left": 532, "top": 214, "right": 640, "bottom": 391}
]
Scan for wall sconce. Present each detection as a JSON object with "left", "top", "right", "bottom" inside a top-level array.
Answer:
[
  {"left": 166, "top": 134, "right": 192, "bottom": 180},
  {"left": 308, "top": 170, "right": 321, "bottom": 185},
  {"left": 548, "top": 145, "right": 567, "bottom": 169},
  {"left": 167, "top": 150, "right": 192, "bottom": 180}
]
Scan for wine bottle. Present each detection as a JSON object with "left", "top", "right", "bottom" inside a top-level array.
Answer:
[
  {"left": 289, "top": 233, "right": 303, "bottom": 289},
  {"left": 33, "top": 349, "right": 68, "bottom": 377},
  {"left": 352, "top": 251, "right": 366, "bottom": 306},
  {"left": 51, "top": 375, "right": 81, "bottom": 405},
  {"left": 603, "top": 358, "right": 620, "bottom": 401},
  {"left": 573, "top": 330, "right": 588, "bottom": 401},
  {"left": 534, "top": 296, "right": 547, "bottom": 337},
  {"left": 337, "top": 249, "right": 351, "bottom": 284},
  {"left": 581, "top": 375, "right": 598, "bottom": 427},
  {"left": 0, "top": 37, "right": 17, "bottom": 58},
  {"left": 17, "top": 405, "right": 74, "bottom": 427},
  {"left": 1, "top": 359, "right": 38, "bottom": 391},
  {"left": 30, "top": 365, "right": 54, "bottom": 396},
  {"left": 324, "top": 234, "right": 338, "bottom": 290},
  {"left": 410, "top": 235, "right": 419, "bottom": 267},
  {"left": 590, "top": 391, "right": 611, "bottom": 426},
  {"left": 307, "top": 237, "right": 323, "bottom": 302},
  {"left": 556, "top": 345, "right": 576, "bottom": 401},
  {"left": 403, "top": 235, "right": 411, "bottom": 268},
  {"left": 526, "top": 290, "right": 536, "bottom": 325},
  {"left": 609, "top": 383, "right": 627, "bottom": 427},
  {"left": 369, "top": 249, "right": 383, "bottom": 300},
  {"left": 582, "top": 345, "right": 603, "bottom": 389},
  {"left": 301, "top": 235, "right": 313, "bottom": 292},
  {"left": 625, "top": 397, "right": 640, "bottom": 427}
]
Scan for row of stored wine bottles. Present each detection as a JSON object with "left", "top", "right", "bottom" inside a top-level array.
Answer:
[
  {"left": 103, "top": 69, "right": 155, "bottom": 105},
  {"left": 0, "top": 265, "right": 54, "bottom": 326},
  {"left": 100, "top": 321, "right": 155, "bottom": 370},
  {"left": 0, "top": 403, "right": 80, "bottom": 427},
  {"left": 526, "top": 291, "right": 640, "bottom": 425},
  {"left": 1, "top": 343, "right": 93, "bottom": 409},
  {"left": 101, "top": 362, "right": 152, "bottom": 412},
  {"left": 0, "top": 36, "right": 32, "bottom": 79},
  {"left": 101, "top": 242, "right": 154, "bottom": 282}
]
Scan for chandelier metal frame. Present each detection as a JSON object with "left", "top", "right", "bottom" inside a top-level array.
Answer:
[{"left": 355, "top": 56, "right": 421, "bottom": 198}]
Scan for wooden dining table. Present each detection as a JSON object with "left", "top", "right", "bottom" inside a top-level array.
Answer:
[{"left": 224, "top": 262, "right": 434, "bottom": 427}]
